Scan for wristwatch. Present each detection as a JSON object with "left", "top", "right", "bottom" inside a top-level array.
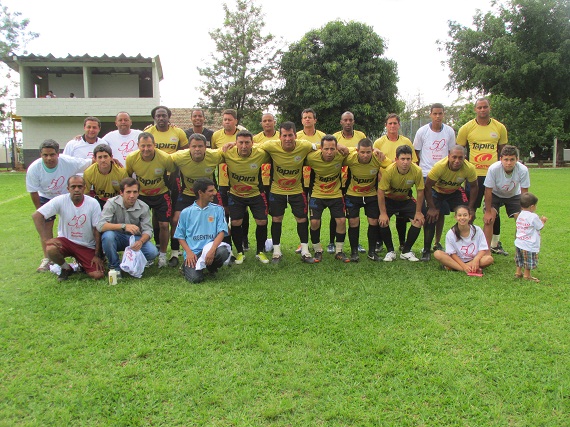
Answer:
[{"left": 121, "top": 223, "right": 126, "bottom": 231}]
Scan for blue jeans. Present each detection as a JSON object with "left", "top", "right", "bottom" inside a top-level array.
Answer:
[{"left": 101, "top": 231, "right": 159, "bottom": 270}]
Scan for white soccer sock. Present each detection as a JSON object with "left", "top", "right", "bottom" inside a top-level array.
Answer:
[
  {"left": 313, "top": 242, "right": 323, "bottom": 253},
  {"left": 273, "top": 244, "right": 282, "bottom": 256},
  {"left": 300, "top": 243, "right": 310, "bottom": 256},
  {"left": 159, "top": 252, "right": 167, "bottom": 258},
  {"left": 170, "top": 250, "right": 179, "bottom": 258},
  {"left": 335, "top": 241, "right": 344, "bottom": 253},
  {"left": 491, "top": 235, "right": 500, "bottom": 247}
]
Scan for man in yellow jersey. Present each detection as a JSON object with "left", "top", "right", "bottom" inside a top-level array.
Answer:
[
  {"left": 211, "top": 109, "right": 240, "bottom": 206},
  {"left": 457, "top": 97, "right": 508, "bottom": 255},
  {"left": 125, "top": 132, "right": 176, "bottom": 268},
  {"left": 378, "top": 145, "right": 425, "bottom": 262},
  {"left": 343, "top": 138, "right": 391, "bottom": 261},
  {"left": 260, "top": 122, "right": 317, "bottom": 264},
  {"left": 305, "top": 135, "right": 350, "bottom": 263},
  {"left": 184, "top": 109, "right": 214, "bottom": 147},
  {"left": 223, "top": 130, "right": 271, "bottom": 265},
  {"left": 83, "top": 145, "right": 128, "bottom": 209},
  {"left": 169, "top": 133, "right": 224, "bottom": 267},
  {"left": 421, "top": 145, "right": 478, "bottom": 260},
  {"left": 297, "top": 108, "right": 327, "bottom": 143}
]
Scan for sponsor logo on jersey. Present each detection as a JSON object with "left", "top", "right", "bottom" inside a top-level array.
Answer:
[
  {"left": 249, "top": 163, "right": 258, "bottom": 170},
  {"left": 473, "top": 153, "right": 493, "bottom": 163},
  {"left": 472, "top": 143, "right": 495, "bottom": 150},
  {"left": 276, "top": 165, "right": 300, "bottom": 175},
  {"left": 294, "top": 156, "right": 302, "bottom": 163},
  {"left": 154, "top": 168, "right": 164, "bottom": 175},
  {"left": 47, "top": 176, "right": 65, "bottom": 192},
  {"left": 501, "top": 181, "right": 516, "bottom": 192},
  {"left": 319, "top": 181, "right": 337, "bottom": 191},
  {"left": 353, "top": 176, "right": 375, "bottom": 184},
  {"left": 119, "top": 140, "right": 135, "bottom": 158},
  {"left": 352, "top": 185, "right": 372, "bottom": 193},
  {"left": 68, "top": 214, "right": 87, "bottom": 228},
  {"left": 230, "top": 172, "right": 255, "bottom": 183},
  {"left": 193, "top": 233, "right": 215, "bottom": 240},
  {"left": 277, "top": 178, "right": 297, "bottom": 189},
  {"left": 138, "top": 176, "right": 162, "bottom": 186},
  {"left": 430, "top": 139, "right": 447, "bottom": 151},
  {"left": 204, "top": 167, "right": 213, "bottom": 174},
  {"left": 234, "top": 183, "right": 253, "bottom": 192}
]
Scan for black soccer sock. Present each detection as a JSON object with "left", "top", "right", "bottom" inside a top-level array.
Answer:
[
  {"left": 368, "top": 224, "right": 378, "bottom": 253},
  {"left": 378, "top": 226, "right": 394, "bottom": 252},
  {"left": 348, "top": 226, "right": 360, "bottom": 252},
  {"left": 271, "top": 221, "right": 282, "bottom": 245},
  {"left": 329, "top": 216, "right": 336, "bottom": 244},
  {"left": 493, "top": 214, "right": 501, "bottom": 237},
  {"left": 335, "top": 231, "right": 346, "bottom": 244},
  {"left": 423, "top": 222, "right": 435, "bottom": 252},
  {"left": 231, "top": 224, "right": 244, "bottom": 253},
  {"left": 170, "top": 236, "right": 180, "bottom": 251},
  {"left": 242, "top": 209, "right": 250, "bottom": 244},
  {"left": 396, "top": 216, "right": 407, "bottom": 246},
  {"left": 256, "top": 224, "right": 267, "bottom": 253},
  {"left": 403, "top": 225, "right": 421, "bottom": 253},
  {"left": 297, "top": 221, "right": 309, "bottom": 244},
  {"left": 310, "top": 226, "right": 321, "bottom": 245}
]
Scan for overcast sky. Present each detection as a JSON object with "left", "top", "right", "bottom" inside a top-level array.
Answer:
[{"left": 3, "top": 0, "right": 494, "bottom": 109}]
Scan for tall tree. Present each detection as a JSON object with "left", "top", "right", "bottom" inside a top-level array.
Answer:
[
  {"left": 197, "top": 0, "right": 280, "bottom": 124},
  {"left": 276, "top": 20, "right": 399, "bottom": 136},
  {"left": 441, "top": 0, "right": 570, "bottom": 152}
]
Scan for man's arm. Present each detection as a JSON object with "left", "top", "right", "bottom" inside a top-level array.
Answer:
[
  {"left": 90, "top": 227, "right": 105, "bottom": 272},
  {"left": 467, "top": 179, "right": 479, "bottom": 211},
  {"left": 424, "top": 177, "right": 439, "bottom": 223},
  {"left": 32, "top": 211, "right": 50, "bottom": 241},
  {"left": 377, "top": 189, "right": 389, "bottom": 227},
  {"left": 30, "top": 192, "right": 41, "bottom": 210},
  {"left": 483, "top": 187, "right": 494, "bottom": 224},
  {"left": 413, "top": 189, "right": 425, "bottom": 227}
]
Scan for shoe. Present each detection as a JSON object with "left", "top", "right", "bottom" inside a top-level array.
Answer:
[
  {"left": 400, "top": 251, "right": 419, "bottom": 262},
  {"left": 146, "top": 260, "right": 154, "bottom": 267},
  {"left": 399, "top": 245, "right": 405, "bottom": 252},
  {"left": 433, "top": 242, "right": 443, "bottom": 251},
  {"left": 367, "top": 252, "right": 381, "bottom": 261},
  {"left": 37, "top": 258, "right": 52, "bottom": 273},
  {"left": 58, "top": 267, "right": 73, "bottom": 281},
  {"left": 301, "top": 254, "right": 315, "bottom": 264},
  {"left": 327, "top": 243, "right": 335, "bottom": 254},
  {"left": 314, "top": 251, "right": 323, "bottom": 263},
  {"left": 358, "top": 244, "right": 366, "bottom": 253},
  {"left": 256, "top": 252, "right": 269, "bottom": 264},
  {"left": 229, "top": 255, "right": 237, "bottom": 264},
  {"left": 235, "top": 253, "right": 245, "bottom": 265},
  {"left": 420, "top": 249, "right": 431, "bottom": 262},
  {"left": 335, "top": 252, "right": 350, "bottom": 263},
  {"left": 383, "top": 251, "right": 397, "bottom": 262},
  {"left": 295, "top": 244, "right": 302, "bottom": 254},
  {"left": 158, "top": 255, "right": 167, "bottom": 268},
  {"left": 491, "top": 242, "right": 509, "bottom": 256},
  {"left": 168, "top": 256, "right": 179, "bottom": 268},
  {"left": 350, "top": 251, "right": 359, "bottom": 262},
  {"left": 243, "top": 240, "right": 250, "bottom": 252},
  {"left": 375, "top": 242, "right": 384, "bottom": 253},
  {"left": 271, "top": 255, "right": 282, "bottom": 264}
]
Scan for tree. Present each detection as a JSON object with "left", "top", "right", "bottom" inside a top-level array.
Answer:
[
  {"left": 441, "top": 0, "right": 570, "bottom": 153},
  {"left": 197, "top": 0, "right": 280, "bottom": 124},
  {"left": 276, "top": 20, "right": 399, "bottom": 137}
]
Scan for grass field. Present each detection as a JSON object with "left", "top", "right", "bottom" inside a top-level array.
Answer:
[{"left": 1, "top": 169, "right": 569, "bottom": 426}]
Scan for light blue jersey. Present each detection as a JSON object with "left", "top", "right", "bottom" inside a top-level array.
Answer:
[{"left": 174, "top": 202, "right": 228, "bottom": 256}]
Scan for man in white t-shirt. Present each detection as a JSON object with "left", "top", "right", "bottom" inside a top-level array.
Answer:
[
  {"left": 63, "top": 116, "right": 108, "bottom": 162},
  {"left": 414, "top": 103, "right": 457, "bottom": 259},
  {"left": 483, "top": 145, "right": 530, "bottom": 249},
  {"left": 102, "top": 112, "right": 142, "bottom": 167},
  {"left": 32, "top": 175, "right": 104, "bottom": 281},
  {"left": 26, "top": 139, "right": 92, "bottom": 272}
]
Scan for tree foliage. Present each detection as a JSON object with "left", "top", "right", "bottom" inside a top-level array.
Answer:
[
  {"left": 276, "top": 20, "right": 399, "bottom": 136},
  {"left": 197, "top": 0, "right": 280, "bottom": 124},
  {"left": 441, "top": 0, "right": 570, "bottom": 151}
]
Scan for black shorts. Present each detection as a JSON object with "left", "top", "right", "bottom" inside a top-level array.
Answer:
[
  {"left": 139, "top": 193, "right": 172, "bottom": 222},
  {"left": 490, "top": 194, "right": 521, "bottom": 218},
  {"left": 466, "top": 176, "right": 486, "bottom": 209},
  {"left": 39, "top": 196, "right": 56, "bottom": 222},
  {"left": 218, "top": 185, "right": 229, "bottom": 207},
  {"left": 427, "top": 188, "right": 468, "bottom": 216},
  {"left": 175, "top": 193, "right": 222, "bottom": 212},
  {"left": 345, "top": 195, "right": 379, "bottom": 219},
  {"left": 384, "top": 198, "right": 418, "bottom": 220},
  {"left": 309, "top": 197, "right": 345, "bottom": 220},
  {"left": 269, "top": 192, "right": 307, "bottom": 218},
  {"left": 228, "top": 193, "right": 268, "bottom": 221}
]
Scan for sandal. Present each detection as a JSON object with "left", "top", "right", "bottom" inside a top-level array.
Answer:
[
  {"left": 514, "top": 273, "right": 523, "bottom": 279},
  {"left": 524, "top": 276, "right": 540, "bottom": 282}
]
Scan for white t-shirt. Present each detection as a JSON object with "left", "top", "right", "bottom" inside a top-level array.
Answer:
[
  {"left": 103, "top": 129, "right": 142, "bottom": 167},
  {"left": 515, "top": 210, "right": 543, "bottom": 253},
  {"left": 445, "top": 224, "right": 488, "bottom": 263},
  {"left": 413, "top": 123, "right": 456, "bottom": 177},
  {"left": 26, "top": 155, "right": 92, "bottom": 199},
  {"left": 63, "top": 137, "right": 109, "bottom": 160},
  {"left": 37, "top": 194, "right": 101, "bottom": 248},
  {"left": 483, "top": 161, "right": 530, "bottom": 198}
]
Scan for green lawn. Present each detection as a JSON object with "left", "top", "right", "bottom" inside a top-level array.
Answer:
[{"left": 1, "top": 169, "right": 569, "bottom": 426}]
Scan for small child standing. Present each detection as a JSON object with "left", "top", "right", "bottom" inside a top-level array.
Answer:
[{"left": 515, "top": 192, "right": 547, "bottom": 282}]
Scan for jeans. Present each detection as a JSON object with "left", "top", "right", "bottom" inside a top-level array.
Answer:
[
  {"left": 183, "top": 246, "right": 230, "bottom": 283},
  {"left": 101, "top": 231, "right": 159, "bottom": 270}
]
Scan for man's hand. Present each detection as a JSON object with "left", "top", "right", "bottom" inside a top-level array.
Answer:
[
  {"left": 483, "top": 211, "right": 494, "bottom": 225},
  {"left": 185, "top": 251, "right": 197, "bottom": 268},
  {"left": 90, "top": 255, "right": 104, "bottom": 272},
  {"left": 130, "top": 240, "right": 143, "bottom": 251},
  {"left": 379, "top": 213, "right": 390, "bottom": 228},
  {"left": 205, "top": 247, "right": 216, "bottom": 266},
  {"left": 373, "top": 148, "right": 386, "bottom": 162},
  {"left": 426, "top": 207, "right": 439, "bottom": 223},
  {"left": 412, "top": 212, "right": 425, "bottom": 227},
  {"left": 125, "top": 224, "right": 141, "bottom": 235}
]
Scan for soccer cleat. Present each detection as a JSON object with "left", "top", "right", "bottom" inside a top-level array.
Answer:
[
  {"left": 367, "top": 252, "right": 381, "bottom": 261},
  {"left": 358, "top": 244, "right": 366, "bottom": 253},
  {"left": 314, "top": 251, "right": 323, "bottom": 263},
  {"left": 37, "top": 258, "right": 52, "bottom": 273},
  {"left": 491, "top": 242, "right": 509, "bottom": 256},
  {"left": 168, "top": 256, "right": 179, "bottom": 268},
  {"left": 375, "top": 242, "right": 384, "bottom": 253},
  {"left": 383, "top": 251, "right": 397, "bottom": 262},
  {"left": 420, "top": 249, "right": 431, "bottom": 262},
  {"left": 271, "top": 255, "right": 282, "bottom": 264},
  {"left": 295, "top": 244, "right": 302, "bottom": 254},
  {"left": 350, "top": 251, "right": 359, "bottom": 262},
  {"left": 335, "top": 252, "right": 350, "bottom": 263},
  {"left": 327, "top": 243, "right": 335, "bottom": 254},
  {"left": 301, "top": 254, "right": 315, "bottom": 264},
  {"left": 256, "top": 252, "right": 269, "bottom": 264},
  {"left": 146, "top": 260, "right": 154, "bottom": 267},
  {"left": 158, "top": 255, "right": 167, "bottom": 268},
  {"left": 235, "top": 253, "right": 245, "bottom": 265},
  {"left": 243, "top": 240, "right": 250, "bottom": 252},
  {"left": 433, "top": 242, "right": 443, "bottom": 251},
  {"left": 400, "top": 251, "right": 419, "bottom": 262},
  {"left": 58, "top": 267, "right": 74, "bottom": 281}
]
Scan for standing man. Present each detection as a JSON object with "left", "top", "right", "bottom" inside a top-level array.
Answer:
[
  {"left": 98, "top": 177, "right": 159, "bottom": 277},
  {"left": 26, "top": 139, "right": 92, "bottom": 272},
  {"left": 32, "top": 176, "right": 104, "bottom": 281},
  {"left": 305, "top": 135, "right": 349, "bottom": 262},
  {"left": 83, "top": 145, "right": 128, "bottom": 209},
  {"left": 184, "top": 109, "right": 214, "bottom": 146},
  {"left": 260, "top": 122, "right": 317, "bottom": 263},
  {"left": 413, "top": 103, "right": 457, "bottom": 258},
  {"left": 297, "top": 108, "right": 326, "bottom": 143},
  {"left": 421, "top": 145, "right": 478, "bottom": 259},
  {"left": 223, "top": 130, "right": 271, "bottom": 264},
  {"left": 63, "top": 116, "right": 109, "bottom": 161},
  {"left": 174, "top": 178, "right": 230, "bottom": 284},
  {"left": 211, "top": 109, "right": 240, "bottom": 207},
  {"left": 126, "top": 132, "right": 176, "bottom": 268},
  {"left": 102, "top": 112, "right": 142, "bottom": 167},
  {"left": 253, "top": 113, "right": 280, "bottom": 143},
  {"left": 457, "top": 97, "right": 508, "bottom": 254},
  {"left": 483, "top": 145, "right": 530, "bottom": 248},
  {"left": 377, "top": 145, "right": 425, "bottom": 262}
]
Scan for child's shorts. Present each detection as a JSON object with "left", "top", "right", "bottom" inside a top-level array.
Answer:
[{"left": 515, "top": 247, "right": 538, "bottom": 270}]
